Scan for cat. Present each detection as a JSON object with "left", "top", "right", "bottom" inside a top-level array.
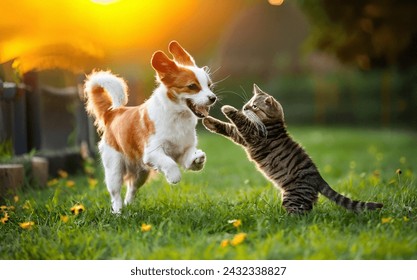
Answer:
[{"left": 203, "top": 84, "right": 383, "bottom": 214}]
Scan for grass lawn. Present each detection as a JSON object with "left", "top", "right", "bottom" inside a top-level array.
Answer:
[{"left": 1, "top": 126, "right": 416, "bottom": 260}]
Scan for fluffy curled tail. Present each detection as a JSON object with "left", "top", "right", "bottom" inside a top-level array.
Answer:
[
  {"left": 319, "top": 182, "right": 383, "bottom": 211},
  {"left": 84, "top": 70, "right": 128, "bottom": 131}
]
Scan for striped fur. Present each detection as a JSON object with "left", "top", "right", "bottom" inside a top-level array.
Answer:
[{"left": 203, "top": 84, "right": 383, "bottom": 214}]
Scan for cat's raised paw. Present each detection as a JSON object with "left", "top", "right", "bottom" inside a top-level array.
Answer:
[
  {"left": 202, "top": 117, "right": 218, "bottom": 131},
  {"left": 221, "top": 105, "right": 238, "bottom": 116}
]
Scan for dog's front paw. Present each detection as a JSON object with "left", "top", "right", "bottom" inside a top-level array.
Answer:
[
  {"left": 221, "top": 105, "right": 238, "bottom": 116},
  {"left": 165, "top": 166, "right": 181, "bottom": 184},
  {"left": 189, "top": 150, "right": 206, "bottom": 171}
]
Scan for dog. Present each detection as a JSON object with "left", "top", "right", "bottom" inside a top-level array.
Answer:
[{"left": 83, "top": 41, "right": 217, "bottom": 213}]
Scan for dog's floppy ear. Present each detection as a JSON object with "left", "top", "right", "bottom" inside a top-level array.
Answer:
[
  {"left": 168, "top": 40, "right": 195, "bottom": 66},
  {"left": 151, "top": 51, "right": 178, "bottom": 78}
]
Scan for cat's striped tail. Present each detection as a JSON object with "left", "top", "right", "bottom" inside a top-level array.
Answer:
[{"left": 319, "top": 182, "right": 383, "bottom": 211}]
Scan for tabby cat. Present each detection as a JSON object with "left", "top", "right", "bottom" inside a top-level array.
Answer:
[{"left": 203, "top": 84, "right": 383, "bottom": 214}]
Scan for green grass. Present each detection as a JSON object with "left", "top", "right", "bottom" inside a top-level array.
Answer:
[{"left": 1, "top": 126, "right": 417, "bottom": 260}]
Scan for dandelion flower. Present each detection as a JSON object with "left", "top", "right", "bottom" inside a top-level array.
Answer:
[
  {"left": 141, "top": 223, "right": 152, "bottom": 232},
  {"left": 228, "top": 219, "right": 242, "bottom": 228},
  {"left": 0, "top": 205, "right": 7, "bottom": 212},
  {"left": 220, "top": 239, "right": 229, "bottom": 248},
  {"left": 22, "top": 201, "right": 32, "bottom": 210},
  {"left": 14, "top": 196, "right": 19, "bottom": 203},
  {"left": 60, "top": 215, "right": 69, "bottom": 223},
  {"left": 381, "top": 217, "right": 393, "bottom": 224},
  {"left": 1, "top": 212, "right": 9, "bottom": 224},
  {"left": 88, "top": 178, "right": 98, "bottom": 189},
  {"left": 70, "top": 204, "right": 85, "bottom": 215},
  {"left": 58, "top": 169, "right": 68, "bottom": 179},
  {"left": 19, "top": 221, "right": 35, "bottom": 229},
  {"left": 66, "top": 180, "right": 75, "bottom": 188},
  {"left": 47, "top": 178, "right": 59, "bottom": 187},
  {"left": 233, "top": 220, "right": 242, "bottom": 228},
  {"left": 230, "top": 233, "right": 247, "bottom": 246}
]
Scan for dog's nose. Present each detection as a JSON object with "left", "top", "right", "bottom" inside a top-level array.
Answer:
[{"left": 208, "top": 95, "right": 217, "bottom": 104}]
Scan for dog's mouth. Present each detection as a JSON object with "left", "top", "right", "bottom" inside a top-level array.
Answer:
[{"left": 186, "top": 99, "right": 210, "bottom": 118}]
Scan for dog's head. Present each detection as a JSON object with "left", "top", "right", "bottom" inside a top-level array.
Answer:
[{"left": 151, "top": 41, "right": 216, "bottom": 118}]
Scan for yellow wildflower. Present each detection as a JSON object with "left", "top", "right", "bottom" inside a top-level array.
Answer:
[
  {"left": 60, "top": 215, "right": 69, "bottom": 223},
  {"left": 220, "top": 239, "right": 229, "bottom": 248},
  {"left": 381, "top": 217, "right": 393, "bottom": 224},
  {"left": 47, "top": 178, "right": 59, "bottom": 187},
  {"left": 70, "top": 204, "right": 85, "bottom": 215},
  {"left": 230, "top": 233, "right": 247, "bottom": 246},
  {"left": 22, "top": 200, "right": 32, "bottom": 210},
  {"left": 19, "top": 221, "right": 35, "bottom": 230},
  {"left": 228, "top": 219, "right": 242, "bottom": 228},
  {"left": 0, "top": 205, "right": 15, "bottom": 212},
  {"left": 396, "top": 169, "right": 402, "bottom": 175},
  {"left": 14, "top": 195, "right": 19, "bottom": 203},
  {"left": 58, "top": 169, "right": 68, "bottom": 178},
  {"left": 1, "top": 212, "right": 9, "bottom": 224},
  {"left": 88, "top": 178, "right": 98, "bottom": 189},
  {"left": 66, "top": 180, "right": 75, "bottom": 188},
  {"left": 403, "top": 216, "right": 409, "bottom": 222},
  {"left": 233, "top": 220, "right": 242, "bottom": 228},
  {"left": 141, "top": 223, "right": 152, "bottom": 232}
]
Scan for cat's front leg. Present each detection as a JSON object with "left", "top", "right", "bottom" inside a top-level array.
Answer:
[
  {"left": 221, "top": 105, "right": 239, "bottom": 117},
  {"left": 203, "top": 116, "right": 246, "bottom": 146},
  {"left": 221, "top": 105, "right": 265, "bottom": 143},
  {"left": 221, "top": 105, "right": 252, "bottom": 133}
]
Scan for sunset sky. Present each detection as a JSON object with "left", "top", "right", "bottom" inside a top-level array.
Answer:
[{"left": 0, "top": 0, "right": 252, "bottom": 73}]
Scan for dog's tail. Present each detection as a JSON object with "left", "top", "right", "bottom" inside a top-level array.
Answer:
[{"left": 84, "top": 70, "right": 128, "bottom": 132}]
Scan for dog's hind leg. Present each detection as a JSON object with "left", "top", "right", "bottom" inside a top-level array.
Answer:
[
  {"left": 125, "top": 167, "right": 150, "bottom": 206},
  {"left": 99, "top": 140, "right": 124, "bottom": 214}
]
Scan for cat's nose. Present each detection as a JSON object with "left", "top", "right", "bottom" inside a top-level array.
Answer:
[{"left": 208, "top": 95, "right": 217, "bottom": 104}]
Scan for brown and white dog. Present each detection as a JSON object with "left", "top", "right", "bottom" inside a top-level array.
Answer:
[{"left": 84, "top": 41, "right": 216, "bottom": 213}]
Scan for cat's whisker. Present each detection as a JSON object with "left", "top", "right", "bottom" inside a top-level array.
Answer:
[
  {"left": 239, "top": 85, "right": 249, "bottom": 102},
  {"left": 243, "top": 110, "right": 267, "bottom": 137},
  {"left": 215, "top": 89, "right": 247, "bottom": 102}
]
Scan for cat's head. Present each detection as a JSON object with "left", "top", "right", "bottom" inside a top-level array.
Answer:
[{"left": 243, "top": 84, "right": 284, "bottom": 125}]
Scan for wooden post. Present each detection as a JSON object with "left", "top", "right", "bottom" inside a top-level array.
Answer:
[
  {"left": 0, "top": 164, "right": 24, "bottom": 201},
  {"left": 31, "top": 157, "right": 48, "bottom": 187}
]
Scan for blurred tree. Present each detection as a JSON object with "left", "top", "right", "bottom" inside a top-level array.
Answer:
[{"left": 298, "top": 0, "right": 417, "bottom": 70}]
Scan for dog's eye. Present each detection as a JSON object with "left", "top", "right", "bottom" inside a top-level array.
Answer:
[{"left": 187, "top": 84, "right": 199, "bottom": 90}]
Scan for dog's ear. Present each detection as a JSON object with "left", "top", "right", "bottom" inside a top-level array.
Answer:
[
  {"left": 168, "top": 41, "right": 195, "bottom": 66},
  {"left": 151, "top": 51, "right": 178, "bottom": 78}
]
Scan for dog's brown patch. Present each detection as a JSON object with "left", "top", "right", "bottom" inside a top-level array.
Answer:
[{"left": 104, "top": 106, "right": 155, "bottom": 160}]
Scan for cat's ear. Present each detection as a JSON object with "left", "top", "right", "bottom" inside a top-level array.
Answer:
[
  {"left": 168, "top": 40, "right": 196, "bottom": 66},
  {"left": 265, "top": 96, "right": 276, "bottom": 107},
  {"left": 253, "top": 84, "right": 267, "bottom": 96}
]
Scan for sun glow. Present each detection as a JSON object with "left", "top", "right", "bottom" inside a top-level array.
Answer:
[
  {"left": 91, "top": 0, "right": 119, "bottom": 5},
  {"left": 0, "top": 0, "right": 246, "bottom": 73}
]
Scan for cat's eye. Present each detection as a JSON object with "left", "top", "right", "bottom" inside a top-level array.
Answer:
[
  {"left": 252, "top": 104, "right": 258, "bottom": 109},
  {"left": 187, "top": 84, "right": 199, "bottom": 90}
]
